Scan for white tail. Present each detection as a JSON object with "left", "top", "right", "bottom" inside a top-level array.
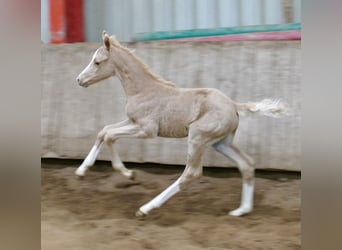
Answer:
[{"left": 235, "top": 99, "right": 290, "bottom": 118}]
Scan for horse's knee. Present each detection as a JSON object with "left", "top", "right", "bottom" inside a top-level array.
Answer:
[
  {"left": 98, "top": 124, "right": 115, "bottom": 140},
  {"left": 97, "top": 132, "right": 104, "bottom": 141},
  {"left": 97, "top": 128, "right": 107, "bottom": 141},
  {"left": 104, "top": 134, "right": 115, "bottom": 145},
  {"left": 98, "top": 129, "right": 116, "bottom": 144}
]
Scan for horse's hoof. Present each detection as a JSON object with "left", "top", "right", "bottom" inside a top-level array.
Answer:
[
  {"left": 128, "top": 170, "right": 136, "bottom": 180},
  {"left": 135, "top": 209, "right": 147, "bottom": 218},
  {"left": 76, "top": 175, "right": 84, "bottom": 180},
  {"left": 75, "top": 168, "right": 86, "bottom": 177},
  {"left": 228, "top": 207, "right": 252, "bottom": 217}
]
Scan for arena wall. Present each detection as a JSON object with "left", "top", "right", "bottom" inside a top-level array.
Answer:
[{"left": 41, "top": 41, "right": 301, "bottom": 171}]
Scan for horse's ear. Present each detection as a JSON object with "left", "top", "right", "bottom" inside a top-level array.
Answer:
[
  {"left": 102, "top": 30, "right": 107, "bottom": 39},
  {"left": 102, "top": 31, "right": 110, "bottom": 51}
]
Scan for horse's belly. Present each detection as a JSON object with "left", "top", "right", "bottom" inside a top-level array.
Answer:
[{"left": 157, "top": 120, "right": 189, "bottom": 138}]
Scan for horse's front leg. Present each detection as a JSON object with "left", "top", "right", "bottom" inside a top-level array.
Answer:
[
  {"left": 107, "top": 143, "right": 135, "bottom": 179},
  {"left": 75, "top": 119, "right": 130, "bottom": 177},
  {"left": 102, "top": 122, "right": 154, "bottom": 179}
]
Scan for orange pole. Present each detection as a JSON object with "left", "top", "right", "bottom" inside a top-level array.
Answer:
[{"left": 49, "top": 0, "right": 66, "bottom": 43}]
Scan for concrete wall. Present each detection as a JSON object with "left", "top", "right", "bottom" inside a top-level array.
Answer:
[{"left": 41, "top": 41, "right": 301, "bottom": 171}]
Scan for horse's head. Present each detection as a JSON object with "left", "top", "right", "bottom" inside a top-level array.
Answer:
[{"left": 77, "top": 31, "right": 116, "bottom": 87}]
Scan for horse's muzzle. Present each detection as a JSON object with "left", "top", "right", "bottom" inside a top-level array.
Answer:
[{"left": 77, "top": 77, "right": 88, "bottom": 87}]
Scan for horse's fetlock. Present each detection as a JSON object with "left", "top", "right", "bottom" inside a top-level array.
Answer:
[{"left": 242, "top": 170, "right": 254, "bottom": 184}]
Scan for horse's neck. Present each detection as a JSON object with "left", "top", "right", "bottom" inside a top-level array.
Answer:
[{"left": 113, "top": 48, "right": 161, "bottom": 96}]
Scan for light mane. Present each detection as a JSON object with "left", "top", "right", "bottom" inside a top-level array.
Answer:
[{"left": 109, "top": 36, "right": 176, "bottom": 88}]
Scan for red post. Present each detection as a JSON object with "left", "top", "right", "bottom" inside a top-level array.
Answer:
[
  {"left": 49, "top": 0, "right": 84, "bottom": 43},
  {"left": 65, "top": 0, "right": 84, "bottom": 42}
]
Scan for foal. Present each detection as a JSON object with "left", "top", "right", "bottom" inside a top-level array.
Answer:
[{"left": 76, "top": 31, "right": 287, "bottom": 217}]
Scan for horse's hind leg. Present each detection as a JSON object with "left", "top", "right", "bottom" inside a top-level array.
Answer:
[
  {"left": 213, "top": 134, "right": 255, "bottom": 216},
  {"left": 137, "top": 128, "right": 207, "bottom": 216}
]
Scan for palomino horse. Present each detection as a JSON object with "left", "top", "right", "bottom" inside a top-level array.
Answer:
[{"left": 76, "top": 31, "right": 287, "bottom": 217}]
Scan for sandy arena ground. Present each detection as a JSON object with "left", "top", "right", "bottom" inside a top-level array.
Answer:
[{"left": 41, "top": 160, "right": 300, "bottom": 250}]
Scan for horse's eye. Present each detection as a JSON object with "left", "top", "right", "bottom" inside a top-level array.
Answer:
[{"left": 94, "top": 61, "right": 100, "bottom": 66}]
